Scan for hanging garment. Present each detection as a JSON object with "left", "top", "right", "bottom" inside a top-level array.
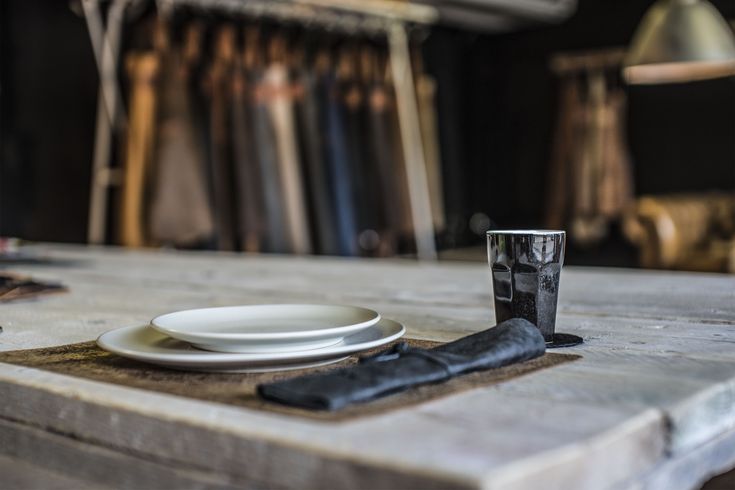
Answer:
[
  {"left": 547, "top": 70, "right": 635, "bottom": 246},
  {"left": 367, "top": 79, "right": 399, "bottom": 256},
  {"left": 204, "top": 26, "right": 237, "bottom": 251},
  {"left": 416, "top": 73, "right": 446, "bottom": 234},
  {"left": 231, "top": 56, "right": 263, "bottom": 253},
  {"left": 351, "top": 49, "right": 389, "bottom": 257},
  {"left": 264, "top": 62, "right": 313, "bottom": 255},
  {"left": 572, "top": 72, "right": 636, "bottom": 245},
  {"left": 319, "top": 67, "right": 358, "bottom": 256},
  {"left": 545, "top": 75, "right": 579, "bottom": 230},
  {"left": 121, "top": 52, "right": 159, "bottom": 248},
  {"left": 148, "top": 43, "right": 214, "bottom": 247},
  {"left": 184, "top": 23, "right": 214, "bottom": 244},
  {"left": 341, "top": 69, "right": 377, "bottom": 256},
  {"left": 571, "top": 70, "right": 607, "bottom": 244},
  {"left": 599, "top": 87, "right": 634, "bottom": 219},
  {"left": 252, "top": 70, "right": 290, "bottom": 254},
  {"left": 294, "top": 68, "right": 339, "bottom": 255}
]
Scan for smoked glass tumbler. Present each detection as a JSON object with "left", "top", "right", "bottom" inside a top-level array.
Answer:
[{"left": 487, "top": 230, "right": 566, "bottom": 342}]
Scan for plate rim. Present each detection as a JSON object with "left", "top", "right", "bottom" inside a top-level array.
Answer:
[{"left": 97, "top": 318, "right": 406, "bottom": 366}]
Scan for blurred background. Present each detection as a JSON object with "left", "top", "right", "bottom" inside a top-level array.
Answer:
[{"left": 1, "top": 0, "right": 734, "bottom": 271}]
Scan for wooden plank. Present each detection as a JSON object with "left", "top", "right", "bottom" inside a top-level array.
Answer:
[
  {"left": 0, "top": 452, "right": 107, "bottom": 490},
  {"left": 489, "top": 354, "right": 735, "bottom": 453},
  {"left": 0, "top": 367, "right": 476, "bottom": 489},
  {"left": 0, "top": 363, "right": 664, "bottom": 490},
  {"left": 0, "top": 417, "right": 240, "bottom": 490}
]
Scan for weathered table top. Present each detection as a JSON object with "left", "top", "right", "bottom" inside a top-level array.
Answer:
[{"left": 1, "top": 244, "right": 735, "bottom": 490}]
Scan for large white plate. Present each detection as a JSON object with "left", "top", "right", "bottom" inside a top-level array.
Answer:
[
  {"left": 97, "top": 318, "right": 405, "bottom": 372},
  {"left": 150, "top": 304, "right": 381, "bottom": 353}
]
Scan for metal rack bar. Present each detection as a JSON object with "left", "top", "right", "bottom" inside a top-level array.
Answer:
[
  {"left": 389, "top": 22, "right": 437, "bottom": 260},
  {"left": 82, "top": 0, "right": 130, "bottom": 244},
  {"left": 157, "top": 0, "right": 437, "bottom": 30}
]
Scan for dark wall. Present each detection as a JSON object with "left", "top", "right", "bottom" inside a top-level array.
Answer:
[
  {"left": 629, "top": 79, "right": 735, "bottom": 195},
  {"left": 0, "top": 0, "right": 98, "bottom": 242}
]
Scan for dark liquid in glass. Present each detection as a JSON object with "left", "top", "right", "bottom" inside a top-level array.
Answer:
[{"left": 491, "top": 264, "right": 560, "bottom": 341}]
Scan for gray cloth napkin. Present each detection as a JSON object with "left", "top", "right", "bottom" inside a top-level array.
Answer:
[{"left": 257, "top": 318, "right": 545, "bottom": 411}]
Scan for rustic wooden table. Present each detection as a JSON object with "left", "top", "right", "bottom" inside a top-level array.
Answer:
[{"left": 1, "top": 244, "right": 734, "bottom": 489}]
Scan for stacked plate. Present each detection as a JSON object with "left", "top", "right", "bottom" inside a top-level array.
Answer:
[{"left": 97, "top": 304, "right": 405, "bottom": 372}]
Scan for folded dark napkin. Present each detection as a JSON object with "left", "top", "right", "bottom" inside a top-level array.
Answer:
[{"left": 257, "top": 318, "right": 546, "bottom": 411}]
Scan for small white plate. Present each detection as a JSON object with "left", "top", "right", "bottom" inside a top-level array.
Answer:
[
  {"left": 150, "top": 304, "right": 380, "bottom": 353},
  {"left": 97, "top": 318, "right": 405, "bottom": 372}
]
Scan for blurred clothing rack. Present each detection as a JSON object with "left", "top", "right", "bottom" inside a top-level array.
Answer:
[{"left": 83, "top": 0, "right": 440, "bottom": 260}]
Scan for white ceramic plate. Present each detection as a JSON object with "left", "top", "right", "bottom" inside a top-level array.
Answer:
[
  {"left": 150, "top": 304, "right": 381, "bottom": 353},
  {"left": 97, "top": 318, "right": 405, "bottom": 372}
]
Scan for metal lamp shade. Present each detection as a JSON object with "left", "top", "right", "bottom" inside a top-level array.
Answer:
[{"left": 624, "top": 0, "right": 735, "bottom": 84}]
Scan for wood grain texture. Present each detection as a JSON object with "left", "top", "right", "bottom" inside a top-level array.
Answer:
[
  {"left": 0, "top": 417, "right": 240, "bottom": 490},
  {"left": 1, "top": 244, "right": 734, "bottom": 489},
  {"left": 625, "top": 425, "right": 735, "bottom": 490},
  {"left": 0, "top": 452, "right": 107, "bottom": 490}
]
